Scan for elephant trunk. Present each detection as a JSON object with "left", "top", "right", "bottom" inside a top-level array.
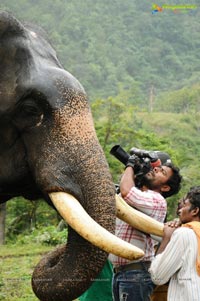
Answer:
[
  {"left": 31, "top": 97, "right": 117, "bottom": 301},
  {"left": 32, "top": 230, "right": 109, "bottom": 301},
  {"left": 31, "top": 161, "right": 116, "bottom": 301},
  {"left": 32, "top": 172, "right": 115, "bottom": 301}
]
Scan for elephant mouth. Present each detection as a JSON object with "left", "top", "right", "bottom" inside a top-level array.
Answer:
[{"left": 49, "top": 192, "right": 163, "bottom": 260}]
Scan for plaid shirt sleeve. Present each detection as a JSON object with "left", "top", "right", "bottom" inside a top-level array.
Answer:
[{"left": 124, "top": 186, "right": 167, "bottom": 221}]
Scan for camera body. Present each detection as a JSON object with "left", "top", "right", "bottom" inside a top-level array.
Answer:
[{"left": 110, "top": 145, "right": 171, "bottom": 188}]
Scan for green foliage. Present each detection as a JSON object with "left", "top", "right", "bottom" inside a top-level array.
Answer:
[
  {"left": 0, "top": 0, "right": 200, "bottom": 103},
  {"left": 14, "top": 226, "right": 68, "bottom": 246},
  {"left": 5, "top": 197, "right": 68, "bottom": 246},
  {"left": 155, "top": 84, "right": 200, "bottom": 113},
  {"left": 6, "top": 197, "right": 60, "bottom": 241},
  {"left": 92, "top": 96, "right": 140, "bottom": 182}
]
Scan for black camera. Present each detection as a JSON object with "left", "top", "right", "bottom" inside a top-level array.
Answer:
[
  {"left": 110, "top": 145, "right": 161, "bottom": 165},
  {"left": 110, "top": 145, "right": 171, "bottom": 166},
  {"left": 110, "top": 145, "right": 171, "bottom": 188}
]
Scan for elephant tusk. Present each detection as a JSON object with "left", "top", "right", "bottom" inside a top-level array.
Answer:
[
  {"left": 49, "top": 192, "right": 144, "bottom": 260},
  {"left": 115, "top": 194, "right": 164, "bottom": 237}
]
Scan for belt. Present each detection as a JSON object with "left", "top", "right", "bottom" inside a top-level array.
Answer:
[{"left": 114, "top": 261, "right": 151, "bottom": 274}]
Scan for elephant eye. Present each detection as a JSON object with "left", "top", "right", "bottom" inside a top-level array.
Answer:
[
  {"left": 13, "top": 97, "right": 44, "bottom": 131},
  {"left": 21, "top": 100, "right": 39, "bottom": 114}
]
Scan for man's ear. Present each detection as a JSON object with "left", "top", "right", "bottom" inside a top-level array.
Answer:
[
  {"left": 161, "top": 185, "right": 170, "bottom": 193},
  {"left": 192, "top": 207, "right": 200, "bottom": 217}
]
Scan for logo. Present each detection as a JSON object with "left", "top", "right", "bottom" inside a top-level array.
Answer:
[
  {"left": 152, "top": 3, "right": 197, "bottom": 14},
  {"left": 152, "top": 4, "right": 163, "bottom": 14}
]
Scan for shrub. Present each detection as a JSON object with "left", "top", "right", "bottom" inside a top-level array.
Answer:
[{"left": 8, "top": 226, "right": 68, "bottom": 246}]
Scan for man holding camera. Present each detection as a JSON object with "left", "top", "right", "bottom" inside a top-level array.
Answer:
[{"left": 109, "top": 154, "right": 182, "bottom": 301}]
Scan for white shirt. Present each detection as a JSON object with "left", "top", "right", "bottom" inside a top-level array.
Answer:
[{"left": 149, "top": 227, "right": 200, "bottom": 301}]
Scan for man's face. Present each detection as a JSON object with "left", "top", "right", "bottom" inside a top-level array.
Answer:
[
  {"left": 142, "top": 165, "right": 173, "bottom": 191},
  {"left": 179, "top": 198, "right": 194, "bottom": 224}
]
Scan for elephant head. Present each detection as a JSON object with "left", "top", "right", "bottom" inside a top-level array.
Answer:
[{"left": 0, "top": 11, "right": 149, "bottom": 301}]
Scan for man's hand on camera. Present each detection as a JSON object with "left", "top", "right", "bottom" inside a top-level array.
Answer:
[{"left": 126, "top": 155, "right": 141, "bottom": 173}]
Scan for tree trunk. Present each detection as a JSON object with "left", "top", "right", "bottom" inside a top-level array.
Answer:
[{"left": 0, "top": 203, "right": 6, "bottom": 245}]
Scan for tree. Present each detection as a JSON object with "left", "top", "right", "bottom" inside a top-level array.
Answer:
[{"left": 0, "top": 203, "right": 6, "bottom": 245}]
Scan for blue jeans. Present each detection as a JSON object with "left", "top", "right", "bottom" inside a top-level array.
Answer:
[{"left": 112, "top": 270, "right": 155, "bottom": 301}]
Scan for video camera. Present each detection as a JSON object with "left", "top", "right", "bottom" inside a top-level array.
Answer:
[{"left": 110, "top": 144, "right": 171, "bottom": 188}]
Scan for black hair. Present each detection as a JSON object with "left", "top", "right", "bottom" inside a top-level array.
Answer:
[
  {"left": 186, "top": 186, "right": 200, "bottom": 217},
  {"left": 161, "top": 163, "right": 182, "bottom": 198}
]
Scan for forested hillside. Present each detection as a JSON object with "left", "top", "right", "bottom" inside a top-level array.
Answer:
[{"left": 1, "top": 0, "right": 200, "bottom": 108}]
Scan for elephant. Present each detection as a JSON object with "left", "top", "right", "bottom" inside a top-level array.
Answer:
[
  {"left": 0, "top": 11, "right": 164, "bottom": 301},
  {"left": 0, "top": 11, "right": 143, "bottom": 301}
]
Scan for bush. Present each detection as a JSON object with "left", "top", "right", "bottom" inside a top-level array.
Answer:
[{"left": 8, "top": 225, "right": 68, "bottom": 246}]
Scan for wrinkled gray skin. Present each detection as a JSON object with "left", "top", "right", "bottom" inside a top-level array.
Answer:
[{"left": 0, "top": 11, "right": 116, "bottom": 301}]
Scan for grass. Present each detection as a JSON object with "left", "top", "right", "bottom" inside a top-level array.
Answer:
[
  {"left": 0, "top": 243, "right": 78, "bottom": 301},
  {"left": 0, "top": 244, "right": 52, "bottom": 301}
]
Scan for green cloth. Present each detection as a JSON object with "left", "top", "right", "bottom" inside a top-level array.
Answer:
[{"left": 78, "top": 260, "right": 113, "bottom": 301}]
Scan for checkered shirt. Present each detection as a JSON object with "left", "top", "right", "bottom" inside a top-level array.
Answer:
[{"left": 109, "top": 186, "right": 167, "bottom": 267}]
